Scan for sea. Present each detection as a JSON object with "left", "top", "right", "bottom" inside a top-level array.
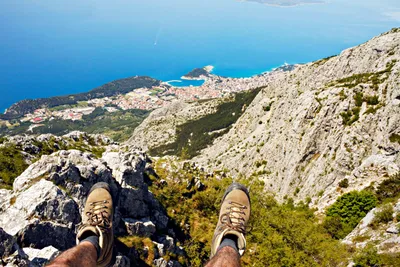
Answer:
[{"left": 0, "top": 0, "right": 399, "bottom": 112}]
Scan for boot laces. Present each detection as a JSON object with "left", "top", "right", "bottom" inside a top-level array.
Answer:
[
  {"left": 220, "top": 201, "right": 247, "bottom": 233},
  {"left": 86, "top": 200, "right": 111, "bottom": 229}
]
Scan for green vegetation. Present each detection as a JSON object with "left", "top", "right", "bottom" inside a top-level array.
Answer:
[
  {"left": 183, "top": 68, "right": 209, "bottom": 78},
  {"left": 149, "top": 88, "right": 263, "bottom": 158},
  {"left": 375, "top": 173, "right": 400, "bottom": 202},
  {"left": 340, "top": 92, "right": 381, "bottom": 125},
  {"left": 0, "top": 136, "right": 7, "bottom": 144},
  {"left": 0, "top": 144, "right": 28, "bottom": 189},
  {"left": 117, "top": 236, "right": 168, "bottom": 266},
  {"left": 263, "top": 101, "right": 274, "bottom": 112},
  {"left": 338, "top": 178, "right": 349, "bottom": 188},
  {"left": 149, "top": 87, "right": 164, "bottom": 96},
  {"left": 324, "top": 191, "right": 377, "bottom": 239},
  {"left": 339, "top": 89, "right": 347, "bottom": 100},
  {"left": 340, "top": 107, "right": 360, "bottom": 126},
  {"left": 0, "top": 108, "right": 150, "bottom": 142},
  {"left": 331, "top": 60, "right": 396, "bottom": 90},
  {"left": 365, "top": 105, "right": 383, "bottom": 115},
  {"left": 148, "top": 160, "right": 349, "bottom": 266},
  {"left": 371, "top": 204, "right": 393, "bottom": 226},
  {"left": 48, "top": 101, "right": 88, "bottom": 111},
  {"left": 389, "top": 133, "right": 400, "bottom": 145},
  {"left": 312, "top": 55, "right": 337, "bottom": 67},
  {"left": 353, "top": 244, "right": 400, "bottom": 267},
  {"left": 364, "top": 95, "right": 379, "bottom": 105},
  {"left": 354, "top": 92, "right": 364, "bottom": 107}
]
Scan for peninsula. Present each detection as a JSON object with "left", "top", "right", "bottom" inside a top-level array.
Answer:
[{"left": 181, "top": 65, "right": 214, "bottom": 80}]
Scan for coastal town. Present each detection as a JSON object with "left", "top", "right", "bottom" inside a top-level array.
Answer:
[{"left": 8, "top": 66, "right": 284, "bottom": 125}]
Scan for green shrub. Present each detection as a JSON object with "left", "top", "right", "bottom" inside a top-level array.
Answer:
[
  {"left": 365, "top": 105, "right": 382, "bottom": 115},
  {"left": 263, "top": 102, "right": 273, "bottom": 112},
  {"left": 354, "top": 92, "right": 364, "bottom": 107},
  {"left": 0, "top": 136, "right": 7, "bottom": 144},
  {"left": 375, "top": 173, "right": 400, "bottom": 202},
  {"left": 341, "top": 107, "right": 360, "bottom": 126},
  {"left": 0, "top": 144, "right": 29, "bottom": 188},
  {"left": 294, "top": 187, "right": 300, "bottom": 195},
  {"left": 325, "top": 191, "right": 377, "bottom": 238},
  {"left": 363, "top": 95, "right": 379, "bottom": 105},
  {"left": 389, "top": 133, "right": 400, "bottom": 145},
  {"left": 353, "top": 243, "right": 400, "bottom": 267},
  {"left": 323, "top": 216, "right": 354, "bottom": 240},
  {"left": 339, "top": 90, "right": 347, "bottom": 100},
  {"left": 339, "top": 179, "right": 349, "bottom": 188},
  {"left": 353, "top": 245, "right": 382, "bottom": 267},
  {"left": 371, "top": 204, "right": 393, "bottom": 226}
]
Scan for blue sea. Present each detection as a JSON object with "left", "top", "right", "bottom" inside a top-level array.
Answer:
[{"left": 0, "top": 0, "right": 399, "bottom": 112}]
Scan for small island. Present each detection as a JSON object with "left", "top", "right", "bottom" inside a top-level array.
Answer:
[
  {"left": 181, "top": 65, "right": 214, "bottom": 80},
  {"left": 243, "top": 0, "right": 325, "bottom": 7}
]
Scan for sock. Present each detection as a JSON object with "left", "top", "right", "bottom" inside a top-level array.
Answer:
[
  {"left": 80, "top": 234, "right": 101, "bottom": 259},
  {"left": 217, "top": 234, "right": 239, "bottom": 254}
]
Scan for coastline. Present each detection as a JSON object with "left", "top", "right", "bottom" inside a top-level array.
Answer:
[{"left": 1, "top": 63, "right": 292, "bottom": 114}]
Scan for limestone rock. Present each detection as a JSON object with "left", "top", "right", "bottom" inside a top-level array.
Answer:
[
  {"left": 102, "top": 151, "right": 148, "bottom": 188},
  {"left": 153, "top": 258, "right": 182, "bottom": 267},
  {"left": 22, "top": 246, "right": 60, "bottom": 266},
  {"left": 343, "top": 205, "right": 400, "bottom": 253},
  {"left": 0, "top": 179, "right": 79, "bottom": 236},
  {"left": 123, "top": 218, "right": 156, "bottom": 237},
  {"left": 17, "top": 221, "right": 76, "bottom": 251},
  {"left": 113, "top": 254, "right": 131, "bottom": 267},
  {"left": 386, "top": 225, "right": 399, "bottom": 234},
  {"left": 154, "top": 258, "right": 168, "bottom": 267}
]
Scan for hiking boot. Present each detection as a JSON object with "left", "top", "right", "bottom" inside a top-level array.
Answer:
[
  {"left": 210, "top": 182, "right": 251, "bottom": 257},
  {"left": 76, "top": 182, "right": 114, "bottom": 267}
]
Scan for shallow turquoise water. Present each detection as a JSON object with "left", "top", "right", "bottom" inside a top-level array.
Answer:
[{"left": 0, "top": 0, "right": 399, "bottom": 112}]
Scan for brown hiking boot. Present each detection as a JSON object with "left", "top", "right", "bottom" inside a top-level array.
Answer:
[
  {"left": 210, "top": 182, "right": 251, "bottom": 257},
  {"left": 76, "top": 182, "right": 114, "bottom": 267}
]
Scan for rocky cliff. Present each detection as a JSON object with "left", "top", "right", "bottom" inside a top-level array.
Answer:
[
  {"left": 0, "top": 147, "right": 184, "bottom": 266},
  {"left": 194, "top": 29, "right": 400, "bottom": 211}
]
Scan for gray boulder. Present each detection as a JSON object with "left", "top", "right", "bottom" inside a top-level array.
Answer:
[
  {"left": 17, "top": 221, "right": 76, "bottom": 251},
  {"left": 22, "top": 246, "right": 60, "bottom": 266},
  {"left": 0, "top": 179, "right": 79, "bottom": 236},
  {"left": 123, "top": 218, "right": 156, "bottom": 237},
  {"left": 0, "top": 227, "right": 16, "bottom": 258}
]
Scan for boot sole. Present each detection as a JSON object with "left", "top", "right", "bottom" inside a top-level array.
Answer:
[{"left": 221, "top": 182, "right": 250, "bottom": 204}]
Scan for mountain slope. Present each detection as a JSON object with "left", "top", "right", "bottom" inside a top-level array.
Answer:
[{"left": 193, "top": 29, "right": 400, "bottom": 210}]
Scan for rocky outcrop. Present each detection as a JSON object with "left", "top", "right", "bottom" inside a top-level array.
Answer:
[
  {"left": 0, "top": 227, "right": 16, "bottom": 258},
  {"left": 343, "top": 199, "right": 400, "bottom": 254},
  {"left": 0, "top": 149, "right": 181, "bottom": 266},
  {"left": 127, "top": 98, "right": 225, "bottom": 151}
]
